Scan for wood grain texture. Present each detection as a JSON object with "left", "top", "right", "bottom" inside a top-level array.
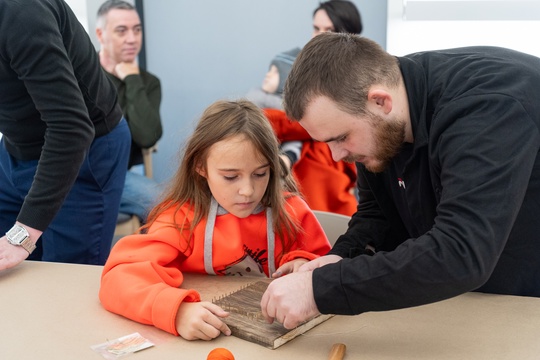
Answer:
[{"left": 213, "top": 281, "right": 333, "bottom": 349}]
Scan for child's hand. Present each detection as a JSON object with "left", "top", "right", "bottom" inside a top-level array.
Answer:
[
  {"left": 175, "top": 301, "right": 231, "bottom": 340},
  {"left": 298, "top": 254, "right": 342, "bottom": 272},
  {"left": 272, "top": 258, "right": 308, "bottom": 278}
]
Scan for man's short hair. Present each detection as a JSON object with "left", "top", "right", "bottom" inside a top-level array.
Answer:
[
  {"left": 283, "top": 33, "right": 400, "bottom": 121},
  {"left": 96, "top": 0, "right": 136, "bottom": 27}
]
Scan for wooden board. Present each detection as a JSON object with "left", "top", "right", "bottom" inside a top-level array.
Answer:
[{"left": 212, "top": 280, "right": 333, "bottom": 349}]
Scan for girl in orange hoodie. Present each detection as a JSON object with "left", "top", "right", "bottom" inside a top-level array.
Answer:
[{"left": 99, "top": 99, "right": 331, "bottom": 341}]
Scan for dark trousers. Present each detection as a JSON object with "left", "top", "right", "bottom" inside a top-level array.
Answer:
[{"left": 0, "top": 119, "right": 130, "bottom": 265}]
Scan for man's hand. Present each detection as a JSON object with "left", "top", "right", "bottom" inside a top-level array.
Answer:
[
  {"left": 114, "top": 62, "right": 139, "bottom": 80},
  {"left": 298, "top": 254, "right": 342, "bottom": 272},
  {"left": 0, "top": 222, "right": 41, "bottom": 271},
  {"left": 261, "top": 271, "right": 320, "bottom": 329},
  {"left": 175, "top": 301, "right": 231, "bottom": 340},
  {"left": 0, "top": 237, "right": 29, "bottom": 271}
]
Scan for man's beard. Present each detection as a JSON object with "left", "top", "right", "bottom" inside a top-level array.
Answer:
[{"left": 344, "top": 112, "right": 405, "bottom": 173}]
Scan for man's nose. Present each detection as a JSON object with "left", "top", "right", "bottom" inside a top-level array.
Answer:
[
  {"left": 328, "top": 143, "right": 346, "bottom": 162},
  {"left": 126, "top": 30, "right": 137, "bottom": 42}
]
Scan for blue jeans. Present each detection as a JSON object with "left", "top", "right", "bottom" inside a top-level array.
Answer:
[
  {"left": 119, "top": 170, "right": 162, "bottom": 222},
  {"left": 0, "top": 118, "right": 130, "bottom": 265}
]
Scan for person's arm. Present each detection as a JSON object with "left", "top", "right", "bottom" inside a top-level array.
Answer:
[
  {"left": 0, "top": 3, "right": 102, "bottom": 270},
  {"left": 314, "top": 95, "right": 540, "bottom": 315},
  {"left": 273, "top": 195, "right": 332, "bottom": 276},
  {"left": 121, "top": 70, "right": 162, "bottom": 148},
  {"left": 3, "top": 5, "right": 95, "bottom": 232},
  {"left": 280, "top": 141, "right": 303, "bottom": 169},
  {"left": 100, "top": 208, "right": 202, "bottom": 335}
]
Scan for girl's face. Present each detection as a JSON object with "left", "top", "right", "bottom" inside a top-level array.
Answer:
[{"left": 200, "top": 134, "right": 271, "bottom": 218}]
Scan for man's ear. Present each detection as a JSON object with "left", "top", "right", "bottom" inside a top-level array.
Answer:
[
  {"left": 367, "top": 88, "right": 392, "bottom": 115},
  {"left": 96, "top": 28, "right": 103, "bottom": 43}
]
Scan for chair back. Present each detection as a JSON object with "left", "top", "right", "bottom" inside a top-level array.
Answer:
[{"left": 312, "top": 210, "right": 351, "bottom": 246}]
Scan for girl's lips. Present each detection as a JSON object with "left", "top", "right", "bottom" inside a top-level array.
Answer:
[{"left": 236, "top": 202, "right": 254, "bottom": 209}]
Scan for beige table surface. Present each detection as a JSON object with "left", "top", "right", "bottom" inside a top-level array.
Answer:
[{"left": 1, "top": 260, "right": 540, "bottom": 360}]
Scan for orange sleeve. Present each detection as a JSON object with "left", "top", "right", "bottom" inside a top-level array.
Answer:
[
  {"left": 279, "top": 195, "right": 332, "bottom": 267},
  {"left": 263, "top": 108, "right": 312, "bottom": 141},
  {"left": 99, "top": 208, "right": 200, "bottom": 336}
]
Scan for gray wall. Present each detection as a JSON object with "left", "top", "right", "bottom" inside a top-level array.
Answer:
[{"left": 141, "top": 1, "right": 387, "bottom": 183}]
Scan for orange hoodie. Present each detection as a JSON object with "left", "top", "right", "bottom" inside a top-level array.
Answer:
[
  {"left": 100, "top": 194, "right": 331, "bottom": 335},
  {"left": 264, "top": 109, "right": 358, "bottom": 216}
]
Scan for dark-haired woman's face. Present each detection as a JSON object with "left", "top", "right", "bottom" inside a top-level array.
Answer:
[{"left": 312, "top": 9, "right": 334, "bottom": 38}]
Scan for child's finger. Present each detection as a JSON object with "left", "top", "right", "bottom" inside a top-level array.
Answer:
[
  {"left": 272, "top": 263, "right": 292, "bottom": 278},
  {"left": 202, "top": 309, "right": 232, "bottom": 337},
  {"left": 202, "top": 302, "right": 229, "bottom": 317}
]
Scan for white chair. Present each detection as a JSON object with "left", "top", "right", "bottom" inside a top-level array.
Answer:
[{"left": 312, "top": 210, "right": 351, "bottom": 245}]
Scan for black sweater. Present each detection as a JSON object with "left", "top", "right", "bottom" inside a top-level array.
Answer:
[
  {"left": 0, "top": 0, "right": 122, "bottom": 230},
  {"left": 314, "top": 46, "right": 540, "bottom": 314}
]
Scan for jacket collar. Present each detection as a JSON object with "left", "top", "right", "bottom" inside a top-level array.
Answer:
[{"left": 397, "top": 56, "right": 429, "bottom": 152}]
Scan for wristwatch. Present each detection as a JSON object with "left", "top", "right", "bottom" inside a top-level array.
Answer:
[{"left": 6, "top": 224, "right": 36, "bottom": 254}]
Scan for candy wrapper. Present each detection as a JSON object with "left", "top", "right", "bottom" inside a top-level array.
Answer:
[{"left": 91, "top": 332, "right": 154, "bottom": 359}]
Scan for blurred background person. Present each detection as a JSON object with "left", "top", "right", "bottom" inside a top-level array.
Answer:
[
  {"left": 248, "top": 0, "right": 363, "bottom": 216},
  {"left": 96, "top": 0, "right": 163, "bottom": 224}
]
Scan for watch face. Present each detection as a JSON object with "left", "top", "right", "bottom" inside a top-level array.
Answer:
[
  {"left": 6, "top": 225, "right": 35, "bottom": 254},
  {"left": 7, "top": 225, "right": 29, "bottom": 245}
]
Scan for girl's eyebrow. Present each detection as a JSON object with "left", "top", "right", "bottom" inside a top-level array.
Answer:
[{"left": 218, "top": 163, "right": 270, "bottom": 172}]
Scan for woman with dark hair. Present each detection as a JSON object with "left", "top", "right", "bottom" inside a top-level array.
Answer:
[{"left": 312, "top": 0, "right": 363, "bottom": 36}]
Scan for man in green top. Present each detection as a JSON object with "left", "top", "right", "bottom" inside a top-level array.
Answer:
[{"left": 96, "top": 0, "right": 162, "bottom": 222}]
